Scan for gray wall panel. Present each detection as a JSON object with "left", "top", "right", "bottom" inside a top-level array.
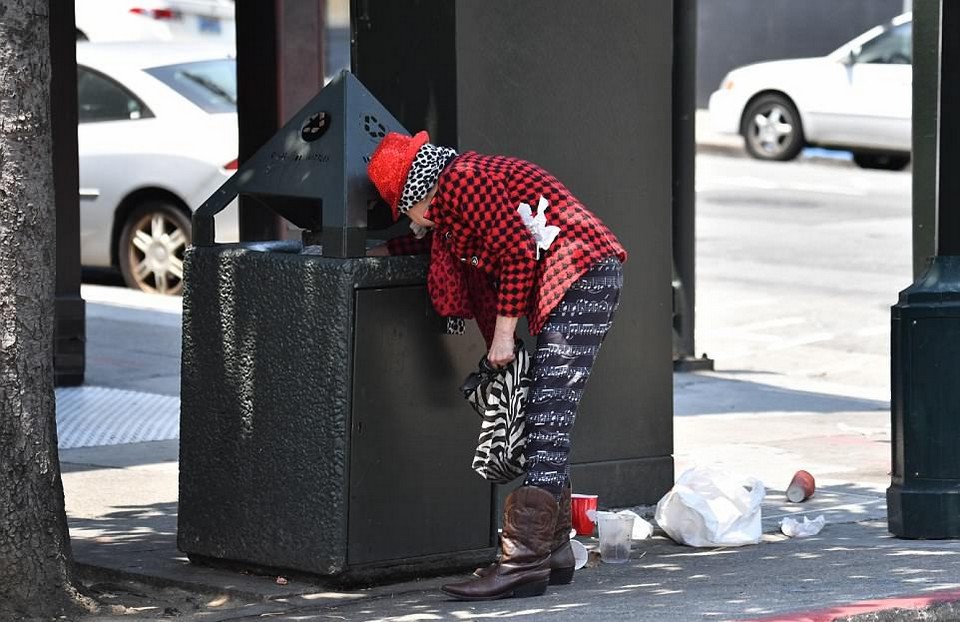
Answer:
[
  {"left": 354, "top": 0, "right": 675, "bottom": 504},
  {"left": 455, "top": 2, "right": 674, "bottom": 476}
]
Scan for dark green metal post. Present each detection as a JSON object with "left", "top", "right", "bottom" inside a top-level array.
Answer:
[
  {"left": 672, "top": 0, "right": 713, "bottom": 371},
  {"left": 52, "top": 0, "right": 85, "bottom": 386},
  {"left": 887, "top": 0, "right": 960, "bottom": 539},
  {"left": 235, "top": 0, "right": 285, "bottom": 242},
  {"left": 910, "top": 1, "right": 938, "bottom": 278},
  {"left": 235, "top": 1, "right": 327, "bottom": 243}
]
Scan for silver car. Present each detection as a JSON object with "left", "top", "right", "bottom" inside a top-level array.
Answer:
[{"left": 78, "top": 42, "right": 239, "bottom": 295}]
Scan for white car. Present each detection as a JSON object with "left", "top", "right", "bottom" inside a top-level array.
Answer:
[
  {"left": 708, "top": 13, "right": 912, "bottom": 170},
  {"left": 78, "top": 42, "right": 239, "bottom": 295},
  {"left": 75, "top": 0, "right": 235, "bottom": 45}
]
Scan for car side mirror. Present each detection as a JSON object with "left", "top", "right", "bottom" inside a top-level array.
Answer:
[{"left": 844, "top": 49, "right": 859, "bottom": 65}]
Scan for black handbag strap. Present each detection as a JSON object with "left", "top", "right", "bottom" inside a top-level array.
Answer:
[
  {"left": 459, "top": 356, "right": 500, "bottom": 397},
  {"left": 458, "top": 339, "right": 526, "bottom": 398}
]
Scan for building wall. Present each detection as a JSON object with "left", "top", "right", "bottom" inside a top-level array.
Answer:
[{"left": 697, "top": 0, "right": 904, "bottom": 107}]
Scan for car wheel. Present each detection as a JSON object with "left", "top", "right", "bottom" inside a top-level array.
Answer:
[
  {"left": 118, "top": 201, "right": 191, "bottom": 296},
  {"left": 852, "top": 153, "right": 911, "bottom": 171},
  {"left": 741, "top": 94, "right": 805, "bottom": 161}
]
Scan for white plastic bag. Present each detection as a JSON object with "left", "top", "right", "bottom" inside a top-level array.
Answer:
[
  {"left": 780, "top": 515, "right": 825, "bottom": 538},
  {"left": 655, "top": 467, "right": 765, "bottom": 547}
]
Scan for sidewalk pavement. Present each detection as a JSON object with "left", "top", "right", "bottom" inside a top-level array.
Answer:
[{"left": 63, "top": 279, "right": 960, "bottom": 619}]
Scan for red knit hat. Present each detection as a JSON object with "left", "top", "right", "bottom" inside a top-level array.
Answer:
[{"left": 367, "top": 131, "right": 430, "bottom": 220}]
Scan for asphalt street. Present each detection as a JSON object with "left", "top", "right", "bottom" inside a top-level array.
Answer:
[
  {"left": 84, "top": 283, "right": 182, "bottom": 397},
  {"left": 695, "top": 154, "right": 911, "bottom": 401}
]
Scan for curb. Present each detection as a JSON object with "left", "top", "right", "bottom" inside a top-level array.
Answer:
[
  {"left": 696, "top": 140, "right": 857, "bottom": 168},
  {"left": 74, "top": 559, "right": 369, "bottom": 606},
  {"left": 834, "top": 594, "right": 960, "bottom": 622},
  {"left": 696, "top": 140, "right": 748, "bottom": 159},
  {"left": 839, "top": 599, "right": 960, "bottom": 622},
  {"left": 75, "top": 562, "right": 276, "bottom": 603},
  {"left": 746, "top": 589, "right": 960, "bottom": 622}
]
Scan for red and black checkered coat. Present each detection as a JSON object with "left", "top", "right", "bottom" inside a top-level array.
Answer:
[{"left": 387, "top": 152, "right": 627, "bottom": 344}]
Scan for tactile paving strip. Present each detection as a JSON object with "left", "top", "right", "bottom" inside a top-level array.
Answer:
[{"left": 56, "top": 386, "right": 179, "bottom": 449}]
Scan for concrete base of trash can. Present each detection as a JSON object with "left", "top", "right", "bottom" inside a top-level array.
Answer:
[{"left": 178, "top": 242, "right": 496, "bottom": 583}]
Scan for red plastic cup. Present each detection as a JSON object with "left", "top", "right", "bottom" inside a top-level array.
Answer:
[
  {"left": 571, "top": 493, "right": 599, "bottom": 536},
  {"left": 786, "top": 470, "right": 816, "bottom": 503}
]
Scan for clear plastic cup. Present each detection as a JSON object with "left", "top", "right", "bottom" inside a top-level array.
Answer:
[{"left": 597, "top": 512, "right": 635, "bottom": 563}]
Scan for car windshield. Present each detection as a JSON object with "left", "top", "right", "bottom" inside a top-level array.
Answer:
[
  {"left": 827, "top": 13, "right": 912, "bottom": 61},
  {"left": 145, "top": 59, "right": 236, "bottom": 113},
  {"left": 856, "top": 22, "right": 912, "bottom": 64}
]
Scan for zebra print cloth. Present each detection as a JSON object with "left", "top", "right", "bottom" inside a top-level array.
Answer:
[{"left": 462, "top": 343, "right": 532, "bottom": 483}]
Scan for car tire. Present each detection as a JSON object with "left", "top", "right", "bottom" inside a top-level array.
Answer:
[
  {"left": 852, "top": 153, "right": 911, "bottom": 171},
  {"left": 118, "top": 201, "right": 192, "bottom": 296},
  {"left": 741, "top": 94, "right": 805, "bottom": 162}
]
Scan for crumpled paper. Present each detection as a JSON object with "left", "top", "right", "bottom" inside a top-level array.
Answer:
[
  {"left": 780, "top": 514, "right": 826, "bottom": 538},
  {"left": 517, "top": 196, "right": 561, "bottom": 259},
  {"left": 586, "top": 509, "right": 654, "bottom": 540}
]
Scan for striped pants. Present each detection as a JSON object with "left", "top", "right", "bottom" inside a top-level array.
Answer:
[{"left": 522, "top": 257, "right": 623, "bottom": 499}]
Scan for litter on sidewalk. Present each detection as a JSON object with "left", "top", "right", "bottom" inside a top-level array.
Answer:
[
  {"left": 781, "top": 515, "right": 826, "bottom": 538},
  {"left": 787, "top": 469, "right": 817, "bottom": 503},
  {"left": 655, "top": 466, "right": 765, "bottom": 547}
]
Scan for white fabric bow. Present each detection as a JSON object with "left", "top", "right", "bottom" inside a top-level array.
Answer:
[{"left": 517, "top": 196, "right": 561, "bottom": 259}]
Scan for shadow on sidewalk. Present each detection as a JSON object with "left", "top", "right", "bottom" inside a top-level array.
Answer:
[
  {"left": 675, "top": 373, "right": 887, "bottom": 417},
  {"left": 69, "top": 501, "right": 182, "bottom": 577}
]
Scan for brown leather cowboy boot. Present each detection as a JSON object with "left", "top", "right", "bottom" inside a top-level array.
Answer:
[
  {"left": 442, "top": 486, "right": 558, "bottom": 601},
  {"left": 475, "top": 483, "right": 575, "bottom": 585},
  {"left": 548, "top": 484, "right": 575, "bottom": 585}
]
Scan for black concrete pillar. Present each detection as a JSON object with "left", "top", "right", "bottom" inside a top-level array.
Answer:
[
  {"left": 351, "top": 0, "right": 457, "bottom": 147},
  {"left": 235, "top": 0, "right": 326, "bottom": 242},
  {"left": 888, "top": 0, "right": 960, "bottom": 538},
  {"left": 51, "top": 0, "right": 84, "bottom": 386},
  {"left": 353, "top": 0, "right": 675, "bottom": 506}
]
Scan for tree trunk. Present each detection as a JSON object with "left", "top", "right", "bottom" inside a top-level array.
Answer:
[{"left": 0, "top": 1, "right": 84, "bottom": 618}]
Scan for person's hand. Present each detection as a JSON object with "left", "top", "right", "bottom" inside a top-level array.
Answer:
[
  {"left": 366, "top": 244, "right": 389, "bottom": 257},
  {"left": 487, "top": 333, "right": 516, "bottom": 368}
]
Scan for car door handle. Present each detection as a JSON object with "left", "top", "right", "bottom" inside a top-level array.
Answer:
[{"left": 79, "top": 188, "right": 99, "bottom": 201}]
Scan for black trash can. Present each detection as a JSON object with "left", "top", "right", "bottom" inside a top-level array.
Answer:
[{"left": 177, "top": 72, "right": 496, "bottom": 582}]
